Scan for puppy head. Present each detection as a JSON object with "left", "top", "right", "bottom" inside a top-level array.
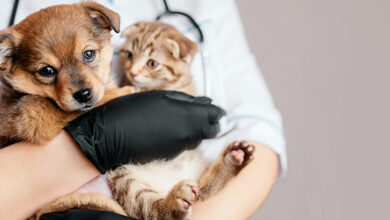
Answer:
[
  {"left": 119, "top": 22, "right": 197, "bottom": 89},
  {"left": 0, "top": 1, "right": 120, "bottom": 111}
]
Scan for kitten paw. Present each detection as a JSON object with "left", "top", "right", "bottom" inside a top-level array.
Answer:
[
  {"left": 119, "top": 85, "right": 136, "bottom": 95},
  {"left": 169, "top": 180, "right": 198, "bottom": 220},
  {"left": 174, "top": 180, "right": 198, "bottom": 210},
  {"left": 225, "top": 141, "right": 255, "bottom": 167}
]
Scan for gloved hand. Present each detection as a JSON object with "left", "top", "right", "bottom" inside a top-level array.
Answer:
[
  {"left": 64, "top": 90, "right": 225, "bottom": 174},
  {"left": 40, "top": 209, "right": 135, "bottom": 220}
]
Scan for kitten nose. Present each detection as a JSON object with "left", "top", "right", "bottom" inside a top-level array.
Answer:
[
  {"left": 73, "top": 88, "right": 93, "bottom": 103},
  {"left": 130, "top": 72, "right": 138, "bottom": 78}
]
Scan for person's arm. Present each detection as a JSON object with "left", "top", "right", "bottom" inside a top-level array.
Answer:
[
  {"left": 39, "top": 142, "right": 278, "bottom": 220},
  {"left": 192, "top": 0, "right": 287, "bottom": 217},
  {"left": 0, "top": 131, "right": 99, "bottom": 220},
  {"left": 192, "top": 141, "right": 278, "bottom": 219},
  {"left": 0, "top": 91, "right": 224, "bottom": 220}
]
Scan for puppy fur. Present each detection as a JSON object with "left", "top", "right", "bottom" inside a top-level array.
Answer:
[{"left": 0, "top": 1, "right": 133, "bottom": 147}]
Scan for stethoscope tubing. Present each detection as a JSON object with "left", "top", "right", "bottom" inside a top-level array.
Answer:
[
  {"left": 8, "top": 0, "right": 19, "bottom": 27},
  {"left": 156, "top": 0, "right": 210, "bottom": 96}
]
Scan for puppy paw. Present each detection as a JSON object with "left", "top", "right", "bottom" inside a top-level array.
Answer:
[
  {"left": 168, "top": 180, "right": 198, "bottom": 220},
  {"left": 225, "top": 141, "right": 255, "bottom": 167}
]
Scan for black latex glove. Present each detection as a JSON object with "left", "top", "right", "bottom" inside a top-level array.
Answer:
[
  {"left": 64, "top": 90, "right": 225, "bottom": 174},
  {"left": 40, "top": 209, "right": 135, "bottom": 220}
]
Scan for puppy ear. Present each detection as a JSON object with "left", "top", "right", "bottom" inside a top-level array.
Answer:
[
  {"left": 0, "top": 33, "right": 14, "bottom": 71},
  {"left": 165, "top": 35, "right": 198, "bottom": 64},
  {"left": 81, "top": 1, "right": 120, "bottom": 33},
  {"left": 121, "top": 22, "right": 145, "bottom": 38}
]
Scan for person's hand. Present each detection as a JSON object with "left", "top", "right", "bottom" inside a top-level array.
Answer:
[
  {"left": 40, "top": 209, "right": 135, "bottom": 220},
  {"left": 64, "top": 90, "right": 225, "bottom": 174}
]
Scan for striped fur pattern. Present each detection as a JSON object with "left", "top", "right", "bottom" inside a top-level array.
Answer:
[
  {"left": 119, "top": 21, "right": 197, "bottom": 96},
  {"left": 108, "top": 143, "right": 255, "bottom": 220}
]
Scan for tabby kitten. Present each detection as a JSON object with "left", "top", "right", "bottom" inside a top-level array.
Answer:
[
  {"left": 119, "top": 21, "right": 196, "bottom": 96},
  {"left": 109, "top": 21, "right": 256, "bottom": 220}
]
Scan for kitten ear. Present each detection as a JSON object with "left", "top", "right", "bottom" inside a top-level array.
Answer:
[
  {"left": 121, "top": 22, "right": 145, "bottom": 38},
  {"left": 81, "top": 1, "right": 120, "bottom": 33},
  {"left": 121, "top": 25, "right": 137, "bottom": 38},
  {"left": 165, "top": 39, "right": 180, "bottom": 59},
  {"left": 165, "top": 36, "right": 198, "bottom": 64}
]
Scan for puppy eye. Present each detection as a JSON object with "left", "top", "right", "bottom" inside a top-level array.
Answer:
[
  {"left": 83, "top": 50, "right": 96, "bottom": 63},
  {"left": 147, "top": 59, "right": 159, "bottom": 69},
  {"left": 38, "top": 66, "right": 56, "bottom": 77}
]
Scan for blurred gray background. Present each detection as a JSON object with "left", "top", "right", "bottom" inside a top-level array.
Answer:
[{"left": 236, "top": 0, "right": 390, "bottom": 219}]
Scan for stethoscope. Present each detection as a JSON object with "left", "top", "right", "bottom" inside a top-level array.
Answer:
[
  {"left": 8, "top": 0, "right": 211, "bottom": 96},
  {"left": 155, "top": 0, "right": 211, "bottom": 96}
]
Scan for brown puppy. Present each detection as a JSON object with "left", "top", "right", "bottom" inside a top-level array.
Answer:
[
  {"left": 0, "top": 2, "right": 133, "bottom": 218},
  {"left": 0, "top": 1, "right": 133, "bottom": 147}
]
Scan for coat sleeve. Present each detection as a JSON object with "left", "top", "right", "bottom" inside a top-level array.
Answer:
[
  {"left": 0, "top": 1, "right": 13, "bottom": 29},
  {"left": 199, "top": 0, "right": 287, "bottom": 178}
]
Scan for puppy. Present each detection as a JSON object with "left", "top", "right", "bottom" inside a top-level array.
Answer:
[
  {"left": 0, "top": 1, "right": 133, "bottom": 218},
  {"left": 0, "top": 1, "right": 133, "bottom": 147}
]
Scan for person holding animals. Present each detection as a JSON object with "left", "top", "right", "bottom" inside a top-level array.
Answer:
[{"left": 0, "top": 1, "right": 286, "bottom": 219}]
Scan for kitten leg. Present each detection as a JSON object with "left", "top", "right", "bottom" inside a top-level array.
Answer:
[
  {"left": 197, "top": 141, "right": 255, "bottom": 201},
  {"left": 108, "top": 167, "right": 164, "bottom": 220},
  {"left": 98, "top": 86, "right": 136, "bottom": 105},
  {"left": 153, "top": 180, "right": 198, "bottom": 220},
  {"left": 109, "top": 167, "right": 198, "bottom": 220},
  {"left": 34, "top": 192, "right": 127, "bottom": 220}
]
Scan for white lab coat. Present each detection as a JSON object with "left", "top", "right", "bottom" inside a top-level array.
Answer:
[{"left": 0, "top": 0, "right": 287, "bottom": 178}]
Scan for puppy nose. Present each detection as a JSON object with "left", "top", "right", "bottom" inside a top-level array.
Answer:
[{"left": 73, "top": 88, "right": 93, "bottom": 103}]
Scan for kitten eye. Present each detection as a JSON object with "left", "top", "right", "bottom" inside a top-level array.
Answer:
[
  {"left": 121, "top": 50, "right": 133, "bottom": 59},
  {"left": 83, "top": 50, "right": 96, "bottom": 63},
  {"left": 147, "top": 59, "right": 159, "bottom": 69},
  {"left": 38, "top": 66, "right": 56, "bottom": 77}
]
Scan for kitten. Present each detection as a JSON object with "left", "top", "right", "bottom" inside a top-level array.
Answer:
[
  {"left": 119, "top": 21, "right": 196, "bottom": 96},
  {"left": 109, "top": 21, "right": 256, "bottom": 220}
]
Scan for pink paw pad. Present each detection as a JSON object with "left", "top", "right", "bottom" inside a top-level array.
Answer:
[
  {"left": 191, "top": 186, "right": 198, "bottom": 200},
  {"left": 181, "top": 185, "right": 197, "bottom": 209},
  {"left": 182, "top": 200, "right": 190, "bottom": 209},
  {"left": 228, "top": 141, "right": 255, "bottom": 166}
]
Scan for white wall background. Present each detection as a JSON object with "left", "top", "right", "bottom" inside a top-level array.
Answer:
[{"left": 236, "top": 0, "right": 390, "bottom": 219}]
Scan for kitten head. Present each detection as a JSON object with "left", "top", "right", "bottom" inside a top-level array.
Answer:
[{"left": 119, "top": 21, "right": 197, "bottom": 89}]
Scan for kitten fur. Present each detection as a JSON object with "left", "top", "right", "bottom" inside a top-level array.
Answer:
[{"left": 119, "top": 21, "right": 197, "bottom": 96}]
